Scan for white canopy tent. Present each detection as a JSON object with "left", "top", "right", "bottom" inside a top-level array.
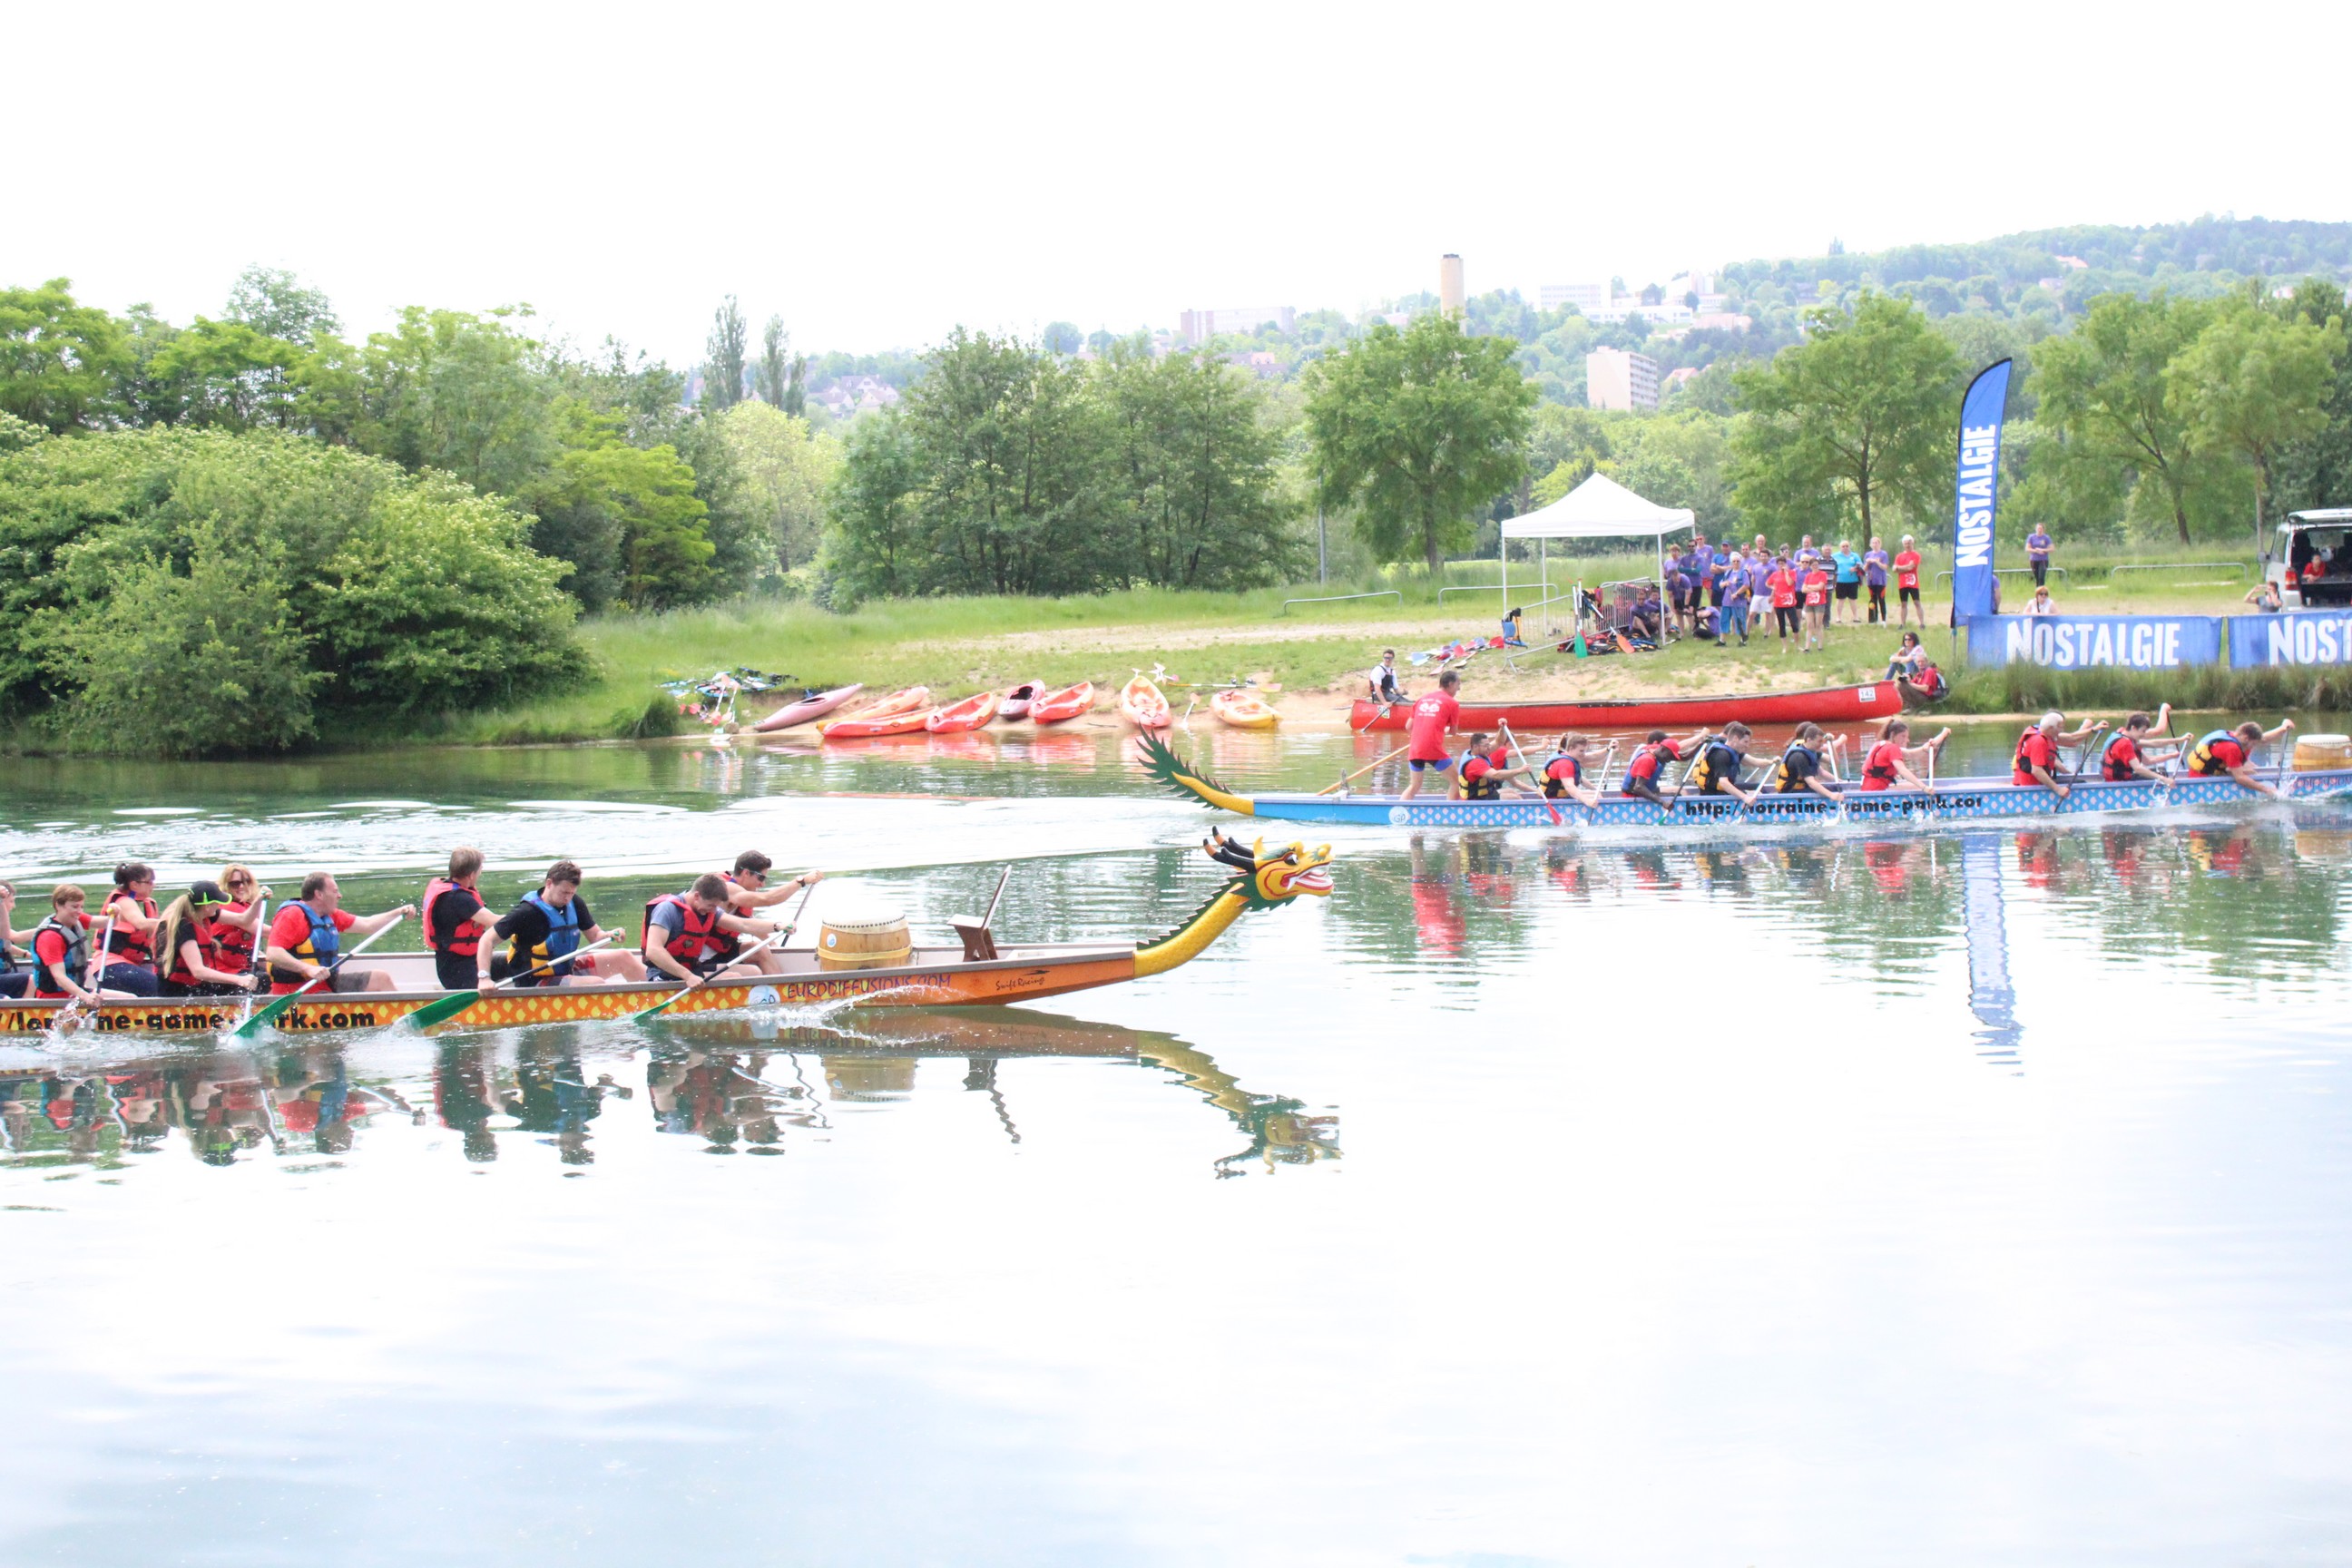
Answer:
[{"left": 1497, "top": 472, "right": 1695, "bottom": 621}]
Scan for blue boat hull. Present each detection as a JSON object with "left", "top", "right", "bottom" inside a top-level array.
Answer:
[{"left": 1230, "top": 769, "right": 2352, "bottom": 830}]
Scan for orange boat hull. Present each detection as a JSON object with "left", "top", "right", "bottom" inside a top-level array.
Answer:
[{"left": 1030, "top": 681, "right": 1095, "bottom": 724}]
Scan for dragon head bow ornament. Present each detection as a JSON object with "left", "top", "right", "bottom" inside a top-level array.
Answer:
[{"left": 1203, "top": 830, "right": 1334, "bottom": 905}]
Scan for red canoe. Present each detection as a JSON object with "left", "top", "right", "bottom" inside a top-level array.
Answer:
[
  {"left": 925, "top": 691, "right": 1000, "bottom": 732},
  {"left": 1028, "top": 681, "right": 1095, "bottom": 725},
  {"left": 752, "top": 681, "right": 865, "bottom": 733},
  {"left": 1348, "top": 681, "right": 1906, "bottom": 733},
  {"left": 822, "top": 686, "right": 932, "bottom": 740}
]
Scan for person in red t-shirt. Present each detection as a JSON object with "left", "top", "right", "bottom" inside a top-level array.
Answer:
[
  {"left": 2186, "top": 718, "right": 2296, "bottom": 797},
  {"left": 2011, "top": 710, "right": 2104, "bottom": 795},
  {"left": 2098, "top": 708, "right": 2183, "bottom": 784},
  {"left": 1399, "top": 671, "right": 1463, "bottom": 800},
  {"left": 1858, "top": 719, "right": 1951, "bottom": 791},
  {"left": 264, "top": 872, "right": 416, "bottom": 994},
  {"left": 1766, "top": 554, "right": 1800, "bottom": 642},
  {"left": 1893, "top": 534, "right": 1925, "bottom": 628},
  {"left": 1800, "top": 563, "right": 1833, "bottom": 651}
]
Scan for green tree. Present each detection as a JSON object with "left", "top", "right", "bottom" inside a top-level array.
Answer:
[
  {"left": 225, "top": 265, "right": 339, "bottom": 345},
  {"left": 757, "top": 316, "right": 792, "bottom": 407},
  {"left": 1101, "top": 342, "right": 1296, "bottom": 589},
  {"left": 1305, "top": 313, "right": 1535, "bottom": 571},
  {"left": 0, "top": 279, "right": 131, "bottom": 432},
  {"left": 825, "top": 410, "right": 922, "bottom": 603},
  {"left": 1730, "top": 291, "right": 1961, "bottom": 540},
  {"left": 703, "top": 296, "right": 748, "bottom": 412},
  {"left": 2031, "top": 292, "right": 2214, "bottom": 544},
  {"left": 2272, "top": 276, "right": 2352, "bottom": 514},
  {"left": 1043, "top": 321, "right": 1083, "bottom": 356},
  {"left": 717, "top": 401, "right": 842, "bottom": 576},
  {"left": 532, "top": 400, "right": 718, "bottom": 610},
  {"left": 2168, "top": 298, "right": 2343, "bottom": 551},
  {"left": 300, "top": 307, "right": 556, "bottom": 499},
  {"left": 142, "top": 317, "right": 308, "bottom": 430}
]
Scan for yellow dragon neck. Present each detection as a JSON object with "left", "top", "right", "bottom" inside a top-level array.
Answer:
[{"left": 1132, "top": 887, "right": 1250, "bottom": 977}]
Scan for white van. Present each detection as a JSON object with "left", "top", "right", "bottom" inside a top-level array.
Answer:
[{"left": 2264, "top": 508, "right": 2352, "bottom": 608}]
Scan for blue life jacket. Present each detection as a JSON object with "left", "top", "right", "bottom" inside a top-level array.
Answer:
[
  {"left": 508, "top": 892, "right": 582, "bottom": 985},
  {"left": 269, "top": 902, "right": 342, "bottom": 986}
]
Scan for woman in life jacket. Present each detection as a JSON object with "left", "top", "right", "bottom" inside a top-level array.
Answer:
[
  {"left": 1774, "top": 723, "right": 1844, "bottom": 799},
  {"left": 213, "top": 864, "right": 271, "bottom": 982},
  {"left": 492, "top": 860, "right": 648, "bottom": 987},
  {"left": 1539, "top": 733, "right": 1602, "bottom": 808},
  {"left": 1455, "top": 734, "right": 1530, "bottom": 801},
  {"left": 1858, "top": 719, "right": 1950, "bottom": 792},
  {"left": 158, "top": 880, "right": 261, "bottom": 997},
  {"left": 98, "top": 861, "right": 166, "bottom": 998},
  {"left": 2184, "top": 719, "right": 2296, "bottom": 798},
  {"left": 643, "top": 873, "right": 786, "bottom": 984},
  {"left": 1685, "top": 722, "right": 1758, "bottom": 805},
  {"left": 1619, "top": 729, "right": 1710, "bottom": 803},
  {"left": 2099, "top": 708, "right": 2185, "bottom": 785}
]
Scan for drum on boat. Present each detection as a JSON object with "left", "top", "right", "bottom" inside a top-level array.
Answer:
[
  {"left": 2294, "top": 733, "right": 2352, "bottom": 770},
  {"left": 818, "top": 907, "right": 912, "bottom": 970}
]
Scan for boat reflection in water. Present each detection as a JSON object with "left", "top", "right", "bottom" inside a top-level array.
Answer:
[{"left": 0, "top": 1008, "right": 1337, "bottom": 1178}]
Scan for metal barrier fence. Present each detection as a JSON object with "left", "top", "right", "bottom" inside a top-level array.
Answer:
[
  {"left": 1436, "top": 580, "right": 1554, "bottom": 604},
  {"left": 2108, "top": 561, "right": 2249, "bottom": 583},
  {"left": 1935, "top": 566, "right": 2071, "bottom": 583},
  {"left": 1279, "top": 589, "right": 1403, "bottom": 615}
]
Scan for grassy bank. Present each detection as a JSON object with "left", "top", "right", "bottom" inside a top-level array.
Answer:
[{"left": 264, "top": 541, "right": 2296, "bottom": 750}]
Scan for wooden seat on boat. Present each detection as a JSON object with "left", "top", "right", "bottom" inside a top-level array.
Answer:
[{"left": 949, "top": 916, "right": 998, "bottom": 963}]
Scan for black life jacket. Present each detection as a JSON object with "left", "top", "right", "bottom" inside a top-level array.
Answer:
[
  {"left": 31, "top": 914, "right": 88, "bottom": 997},
  {"left": 1541, "top": 753, "right": 1582, "bottom": 799},
  {"left": 1688, "top": 743, "right": 1740, "bottom": 795},
  {"left": 1775, "top": 744, "right": 1820, "bottom": 793},
  {"left": 1460, "top": 750, "right": 1508, "bottom": 801},
  {"left": 505, "top": 892, "right": 583, "bottom": 985}
]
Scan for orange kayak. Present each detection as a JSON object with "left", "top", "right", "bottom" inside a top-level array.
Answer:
[
  {"left": 822, "top": 686, "right": 933, "bottom": 740},
  {"left": 1029, "top": 681, "right": 1095, "bottom": 725},
  {"left": 925, "top": 691, "right": 999, "bottom": 732},
  {"left": 998, "top": 681, "right": 1045, "bottom": 720},
  {"left": 1118, "top": 675, "right": 1171, "bottom": 730},
  {"left": 1209, "top": 689, "right": 1279, "bottom": 730}
]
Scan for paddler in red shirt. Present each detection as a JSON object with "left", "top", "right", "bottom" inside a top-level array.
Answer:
[
  {"left": 2099, "top": 707, "right": 2184, "bottom": 785},
  {"left": 1538, "top": 732, "right": 1602, "bottom": 808},
  {"left": 1455, "top": 734, "right": 1534, "bottom": 801},
  {"left": 2011, "top": 710, "right": 2105, "bottom": 797},
  {"left": 2184, "top": 718, "right": 2296, "bottom": 798},
  {"left": 1858, "top": 720, "right": 1951, "bottom": 791},
  {"left": 1398, "top": 671, "right": 1462, "bottom": 800},
  {"left": 1893, "top": 534, "right": 1925, "bottom": 628},
  {"left": 1619, "top": 728, "right": 1712, "bottom": 804}
]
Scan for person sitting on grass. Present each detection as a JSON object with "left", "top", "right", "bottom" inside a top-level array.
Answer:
[
  {"left": 1885, "top": 631, "right": 1929, "bottom": 681},
  {"left": 2024, "top": 584, "right": 2058, "bottom": 616}
]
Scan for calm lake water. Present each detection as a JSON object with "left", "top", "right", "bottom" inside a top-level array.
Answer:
[{"left": 5, "top": 723, "right": 2351, "bottom": 1564}]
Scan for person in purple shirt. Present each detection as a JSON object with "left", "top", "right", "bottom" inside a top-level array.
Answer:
[
  {"left": 2026, "top": 526, "right": 2053, "bottom": 586},
  {"left": 1748, "top": 552, "right": 1776, "bottom": 601},
  {"left": 1863, "top": 536, "right": 1890, "bottom": 624}
]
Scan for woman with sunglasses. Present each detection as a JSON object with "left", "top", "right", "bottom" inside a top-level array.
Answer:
[{"left": 214, "top": 865, "right": 273, "bottom": 984}]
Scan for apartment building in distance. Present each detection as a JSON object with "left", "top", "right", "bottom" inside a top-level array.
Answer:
[
  {"left": 1587, "top": 347, "right": 1661, "bottom": 412},
  {"left": 1179, "top": 306, "right": 1296, "bottom": 344}
]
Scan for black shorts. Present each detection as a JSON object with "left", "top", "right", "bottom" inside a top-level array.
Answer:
[
  {"left": 160, "top": 978, "right": 247, "bottom": 997},
  {"left": 1835, "top": 582, "right": 1859, "bottom": 600},
  {"left": 1898, "top": 586, "right": 1921, "bottom": 603},
  {"left": 435, "top": 950, "right": 484, "bottom": 991}
]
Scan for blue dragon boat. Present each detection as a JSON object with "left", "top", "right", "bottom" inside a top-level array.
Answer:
[{"left": 1136, "top": 735, "right": 2352, "bottom": 831}]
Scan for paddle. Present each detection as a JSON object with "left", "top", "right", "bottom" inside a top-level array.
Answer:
[
  {"left": 631, "top": 882, "right": 818, "bottom": 1023},
  {"left": 54, "top": 914, "right": 114, "bottom": 1034},
  {"left": 402, "top": 934, "right": 622, "bottom": 1031},
  {"left": 1323, "top": 741, "right": 1410, "bottom": 797},
  {"left": 230, "top": 913, "right": 407, "bottom": 1038},
  {"left": 1498, "top": 720, "right": 1561, "bottom": 826}
]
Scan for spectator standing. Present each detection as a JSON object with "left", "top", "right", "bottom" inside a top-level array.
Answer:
[
  {"left": 2025, "top": 525, "right": 2053, "bottom": 587},
  {"left": 1766, "top": 554, "right": 1800, "bottom": 643},
  {"left": 1863, "top": 538, "right": 1890, "bottom": 624},
  {"left": 1893, "top": 535, "right": 1925, "bottom": 628},
  {"left": 1720, "top": 554, "right": 1753, "bottom": 647},
  {"left": 1831, "top": 539, "right": 1864, "bottom": 627}
]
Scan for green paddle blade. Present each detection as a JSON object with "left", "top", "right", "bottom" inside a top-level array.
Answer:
[
  {"left": 230, "top": 988, "right": 303, "bottom": 1038},
  {"left": 404, "top": 989, "right": 483, "bottom": 1029}
]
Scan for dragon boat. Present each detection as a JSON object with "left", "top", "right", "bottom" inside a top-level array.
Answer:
[
  {"left": 0, "top": 838, "right": 1333, "bottom": 1039},
  {"left": 1138, "top": 734, "right": 2352, "bottom": 832},
  {"left": 1347, "top": 679, "right": 1910, "bottom": 733}
]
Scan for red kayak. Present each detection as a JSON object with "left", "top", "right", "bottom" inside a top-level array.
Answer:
[
  {"left": 752, "top": 681, "right": 865, "bottom": 733},
  {"left": 925, "top": 691, "right": 1000, "bottom": 733},
  {"left": 1028, "top": 681, "right": 1094, "bottom": 725},
  {"left": 1348, "top": 681, "right": 1906, "bottom": 733},
  {"left": 823, "top": 686, "right": 932, "bottom": 740},
  {"left": 998, "top": 681, "right": 1045, "bottom": 720}
]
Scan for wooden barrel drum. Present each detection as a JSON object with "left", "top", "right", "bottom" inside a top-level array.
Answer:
[
  {"left": 818, "top": 909, "right": 912, "bottom": 970},
  {"left": 2294, "top": 734, "right": 2352, "bottom": 770}
]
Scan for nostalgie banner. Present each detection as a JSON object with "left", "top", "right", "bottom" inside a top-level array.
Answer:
[
  {"left": 1966, "top": 613, "right": 2225, "bottom": 669},
  {"left": 1948, "top": 359, "right": 2013, "bottom": 622},
  {"left": 2227, "top": 611, "right": 2352, "bottom": 668}
]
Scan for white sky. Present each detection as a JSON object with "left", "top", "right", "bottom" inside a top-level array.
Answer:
[{"left": 12, "top": 0, "right": 2344, "bottom": 366}]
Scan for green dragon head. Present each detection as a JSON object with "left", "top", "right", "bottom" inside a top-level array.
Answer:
[{"left": 1204, "top": 830, "right": 1333, "bottom": 907}]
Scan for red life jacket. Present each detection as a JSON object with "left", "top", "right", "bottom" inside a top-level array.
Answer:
[
  {"left": 423, "top": 877, "right": 484, "bottom": 956},
  {"left": 2102, "top": 733, "right": 2141, "bottom": 782},
  {"left": 643, "top": 893, "right": 733, "bottom": 967},
  {"left": 1862, "top": 742, "right": 1902, "bottom": 789},
  {"left": 2013, "top": 729, "right": 2056, "bottom": 785},
  {"left": 165, "top": 915, "right": 233, "bottom": 987},
  {"left": 103, "top": 893, "right": 158, "bottom": 969},
  {"left": 215, "top": 901, "right": 257, "bottom": 969}
]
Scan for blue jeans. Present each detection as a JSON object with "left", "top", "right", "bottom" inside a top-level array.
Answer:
[{"left": 1722, "top": 603, "right": 1749, "bottom": 641}]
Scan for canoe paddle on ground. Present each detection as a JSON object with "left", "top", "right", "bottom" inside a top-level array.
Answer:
[
  {"left": 631, "top": 882, "right": 819, "bottom": 1024},
  {"left": 400, "top": 934, "right": 623, "bottom": 1031},
  {"left": 230, "top": 914, "right": 407, "bottom": 1038}
]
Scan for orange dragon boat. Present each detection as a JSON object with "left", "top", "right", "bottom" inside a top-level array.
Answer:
[{"left": 0, "top": 838, "right": 1333, "bottom": 1039}]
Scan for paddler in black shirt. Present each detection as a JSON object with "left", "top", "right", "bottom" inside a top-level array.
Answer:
[
  {"left": 1685, "top": 721, "right": 1759, "bottom": 805},
  {"left": 491, "top": 860, "right": 648, "bottom": 986}
]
